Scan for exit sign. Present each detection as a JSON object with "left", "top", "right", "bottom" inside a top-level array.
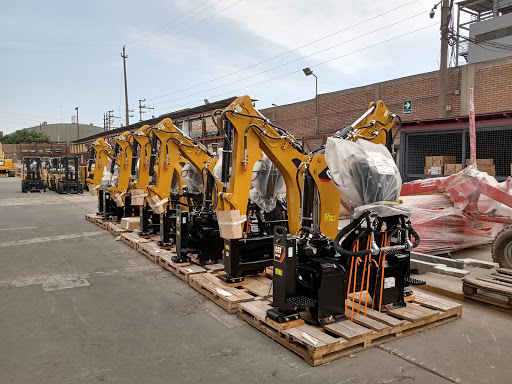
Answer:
[{"left": 403, "top": 100, "right": 412, "bottom": 115}]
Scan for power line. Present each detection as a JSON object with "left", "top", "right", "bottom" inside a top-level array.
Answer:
[
  {"left": 132, "top": 0, "right": 243, "bottom": 53},
  {"left": 151, "top": 23, "right": 437, "bottom": 114},
  {"left": 148, "top": 9, "right": 434, "bottom": 109},
  {"left": 130, "top": 0, "right": 221, "bottom": 49},
  {"left": 135, "top": 0, "right": 423, "bottom": 106}
]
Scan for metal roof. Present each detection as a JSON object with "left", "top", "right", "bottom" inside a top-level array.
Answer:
[
  {"left": 72, "top": 97, "right": 237, "bottom": 144},
  {"left": 458, "top": 0, "right": 494, "bottom": 13}
]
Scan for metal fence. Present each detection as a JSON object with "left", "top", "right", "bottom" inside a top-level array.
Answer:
[{"left": 399, "top": 125, "right": 512, "bottom": 182}]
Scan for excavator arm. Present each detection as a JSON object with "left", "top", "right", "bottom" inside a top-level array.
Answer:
[
  {"left": 86, "top": 138, "right": 114, "bottom": 193},
  {"left": 218, "top": 95, "right": 341, "bottom": 237},
  {"left": 335, "top": 100, "right": 398, "bottom": 151},
  {"left": 107, "top": 131, "right": 135, "bottom": 203}
]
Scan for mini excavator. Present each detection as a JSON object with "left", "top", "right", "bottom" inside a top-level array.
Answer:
[
  {"left": 217, "top": 95, "right": 423, "bottom": 325},
  {"left": 145, "top": 118, "right": 192, "bottom": 246},
  {"left": 86, "top": 138, "right": 120, "bottom": 219},
  {"left": 106, "top": 131, "right": 140, "bottom": 219},
  {"left": 127, "top": 125, "right": 161, "bottom": 237}
]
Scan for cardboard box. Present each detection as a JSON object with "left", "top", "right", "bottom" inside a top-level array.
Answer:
[
  {"left": 465, "top": 159, "right": 494, "bottom": 166},
  {"left": 121, "top": 217, "right": 140, "bottom": 231},
  {"left": 444, "top": 164, "right": 462, "bottom": 175},
  {"left": 424, "top": 166, "right": 443, "bottom": 175},
  {"left": 425, "top": 156, "right": 456, "bottom": 167},
  {"left": 476, "top": 164, "right": 496, "bottom": 176},
  {"left": 216, "top": 210, "right": 244, "bottom": 239}
]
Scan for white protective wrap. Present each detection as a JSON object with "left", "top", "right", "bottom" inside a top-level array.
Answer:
[
  {"left": 325, "top": 137, "right": 401, "bottom": 207},
  {"left": 181, "top": 162, "right": 203, "bottom": 194},
  {"left": 249, "top": 155, "right": 286, "bottom": 213}
]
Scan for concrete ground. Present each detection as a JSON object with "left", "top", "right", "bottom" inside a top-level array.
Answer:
[{"left": 1, "top": 176, "right": 511, "bottom": 384}]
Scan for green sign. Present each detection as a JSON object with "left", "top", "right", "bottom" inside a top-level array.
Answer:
[{"left": 403, "top": 100, "right": 412, "bottom": 115}]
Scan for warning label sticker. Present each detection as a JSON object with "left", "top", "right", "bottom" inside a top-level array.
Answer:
[{"left": 383, "top": 277, "right": 396, "bottom": 289}]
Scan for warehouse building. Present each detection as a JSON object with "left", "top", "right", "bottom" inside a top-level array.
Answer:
[{"left": 25, "top": 120, "right": 103, "bottom": 143}]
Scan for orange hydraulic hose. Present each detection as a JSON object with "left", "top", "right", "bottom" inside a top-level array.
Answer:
[
  {"left": 378, "top": 232, "right": 388, "bottom": 312},
  {"left": 357, "top": 236, "right": 371, "bottom": 314},
  {"left": 351, "top": 256, "right": 362, "bottom": 322},
  {"left": 344, "top": 243, "right": 357, "bottom": 316},
  {"left": 372, "top": 232, "right": 386, "bottom": 310}
]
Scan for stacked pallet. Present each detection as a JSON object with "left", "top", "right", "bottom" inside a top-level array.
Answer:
[{"left": 463, "top": 268, "right": 512, "bottom": 309}]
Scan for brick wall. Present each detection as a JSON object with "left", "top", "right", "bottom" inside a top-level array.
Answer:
[{"left": 260, "top": 57, "right": 512, "bottom": 140}]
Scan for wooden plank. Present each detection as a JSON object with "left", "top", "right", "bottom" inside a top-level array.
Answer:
[
  {"left": 412, "top": 290, "right": 461, "bottom": 312},
  {"left": 286, "top": 325, "right": 338, "bottom": 348},
  {"left": 243, "top": 277, "right": 272, "bottom": 298},
  {"left": 324, "top": 321, "right": 372, "bottom": 340},
  {"left": 345, "top": 302, "right": 404, "bottom": 326},
  {"left": 476, "top": 276, "right": 512, "bottom": 288},
  {"left": 177, "top": 264, "right": 207, "bottom": 282},
  {"left": 350, "top": 312, "right": 390, "bottom": 332},
  {"left": 497, "top": 268, "right": 512, "bottom": 276},
  {"left": 463, "top": 277, "right": 512, "bottom": 297},
  {"left": 238, "top": 301, "right": 268, "bottom": 322},
  {"left": 191, "top": 273, "right": 255, "bottom": 301},
  {"left": 490, "top": 272, "right": 512, "bottom": 284}
]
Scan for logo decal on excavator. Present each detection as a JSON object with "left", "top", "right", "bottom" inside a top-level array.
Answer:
[
  {"left": 234, "top": 104, "right": 243, "bottom": 113},
  {"left": 318, "top": 167, "right": 332, "bottom": 182},
  {"left": 274, "top": 245, "right": 285, "bottom": 262}
]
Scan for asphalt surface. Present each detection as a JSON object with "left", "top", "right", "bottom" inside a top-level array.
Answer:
[{"left": 1, "top": 176, "right": 511, "bottom": 384}]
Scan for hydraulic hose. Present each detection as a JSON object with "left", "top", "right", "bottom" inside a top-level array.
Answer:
[{"left": 333, "top": 218, "right": 374, "bottom": 258}]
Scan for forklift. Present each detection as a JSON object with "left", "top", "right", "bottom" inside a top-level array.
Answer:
[
  {"left": 56, "top": 156, "right": 84, "bottom": 194},
  {"left": 21, "top": 157, "right": 46, "bottom": 193}
]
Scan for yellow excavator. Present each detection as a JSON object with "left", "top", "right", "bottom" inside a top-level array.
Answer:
[
  {"left": 86, "top": 137, "right": 119, "bottom": 218},
  {"left": 0, "top": 144, "right": 15, "bottom": 177},
  {"left": 216, "top": 95, "right": 421, "bottom": 325},
  {"left": 105, "top": 131, "right": 141, "bottom": 219}
]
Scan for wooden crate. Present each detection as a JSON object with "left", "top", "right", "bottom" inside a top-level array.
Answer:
[
  {"left": 237, "top": 290, "right": 462, "bottom": 366},
  {"left": 107, "top": 222, "right": 128, "bottom": 236},
  {"left": 462, "top": 268, "right": 512, "bottom": 309},
  {"left": 120, "top": 232, "right": 151, "bottom": 249},
  {"left": 189, "top": 273, "right": 272, "bottom": 314}
]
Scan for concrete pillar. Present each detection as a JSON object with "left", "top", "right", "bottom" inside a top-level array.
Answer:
[{"left": 460, "top": 63, "right": 475, "bottom": 115}]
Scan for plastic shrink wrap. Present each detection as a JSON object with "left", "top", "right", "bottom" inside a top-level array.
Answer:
[
  {"left": 325, "top": 137, "right": 401, "bottom": 207},
  {"left": 400, "top": 165, "right": 512, "bottom": 254},
  {"left": 213, "top": 152, "right": 286, "bottom": 213},
  {"left": 249, "top": 155, "right": 286, "bottom": 213},
  {"left": 180, "top": 162, "right": 203, "bottom": 194}
]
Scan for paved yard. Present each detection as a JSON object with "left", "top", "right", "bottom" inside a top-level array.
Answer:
[{"left": 0, "top": 177, "right": 511, "bottom": 384}]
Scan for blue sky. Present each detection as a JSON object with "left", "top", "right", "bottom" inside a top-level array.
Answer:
[{"left": 0, "top": 0, "right": 443, "bottom": 135}]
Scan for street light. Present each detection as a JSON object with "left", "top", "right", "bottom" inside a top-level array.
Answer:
[
  {"left": 272, "top": 103, "right": 278, "bottom": 121},
  {"left": 75, "top": 107, "right": 79, "bottom": 140},
  {"left": 303, "top": 67, "right": 319, "bottom": 135}
]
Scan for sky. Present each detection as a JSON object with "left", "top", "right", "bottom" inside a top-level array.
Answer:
[{"left": 0, "top": 0, "right": 445, "bottom": 135}]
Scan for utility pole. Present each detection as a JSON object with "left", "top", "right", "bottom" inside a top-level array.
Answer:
[
  {"left": 121, "top": 45, "right": 129, "bottom": 127},
  {"left": 103, "top": 113, "right": 106, "bottom": 131},
  {"left": 438, "top": 0, "right": 450, "bottom": 118},
  {"left": 139, "top": 99, "right": 154, "bottom": 122},
  {"left": 107, "top": 110, "right": 115, "bottom": 130}
]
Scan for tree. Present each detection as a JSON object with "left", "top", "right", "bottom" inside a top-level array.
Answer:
[{"left": 1, "top": 129, "right": 51, "bottom": 144}]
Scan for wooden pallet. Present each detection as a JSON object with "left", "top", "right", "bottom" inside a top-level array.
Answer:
[
  {"left": 120, "top": 231, "right": 151, "bottom": 249},
  {"left": 462, "top": 268, "right": 512, "bottom": 309},
  {"left": 237, "top": 290, "right": 462, "bottom": 366},
  {"left": 189, "top": 273, "right": 272, "bottom": 314},
  {"left": 85, "top": 213, "right": 100, "bottom": 223},
  {"left": 137, "top": 241, "right": 166, "bottom": 263},
  {"left": 107, "top": 222, "right": 128, "bottom": 236}
]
